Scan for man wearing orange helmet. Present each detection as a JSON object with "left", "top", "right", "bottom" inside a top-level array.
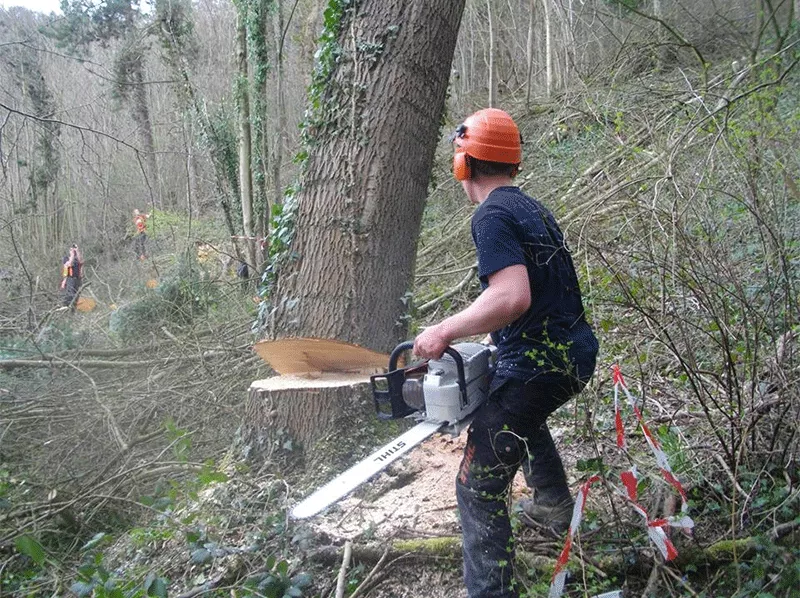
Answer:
[{"left": 414, "top": 108, "right": 598, "bottom": 597}]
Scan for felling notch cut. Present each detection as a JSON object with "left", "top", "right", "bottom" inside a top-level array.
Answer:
[
  {"left": 249, "top": 337, "right": 392, "bottom": 457},
  {"left": 250, "top": 337, "right": 401, "bottom": 518},
  {"left": 252, "top": 337, "right": 391, "bottom": 375}
]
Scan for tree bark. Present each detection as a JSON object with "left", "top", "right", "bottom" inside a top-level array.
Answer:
[
  {"left": 236, "top": 7, "right": 257, "bottom": 270},
  {"left": 543, "top": 0, "right": 553, "bottom": 98},
  {"left": 270, "top": 0, "right": 467, "bottom": 355},
  {"left": 525, "top": 0, "right": 536, "bottom": 106},
  {"left": 245, "top": 377, "right": 428, "bottom": 491},
  {"left": 486, "top": 0, "right": 496, "bottom": 107},
  {"left": 272, "top": 0, "right": 286, "bottom": 213}
]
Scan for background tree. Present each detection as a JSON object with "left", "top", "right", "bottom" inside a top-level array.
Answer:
[
  {"left": 54, "top": 0, "right": 162, "bottom": 207},
  {"left": 1, "top": 9, "right": 62, "bottom": 252}
]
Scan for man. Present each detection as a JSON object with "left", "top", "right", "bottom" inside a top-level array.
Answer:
[
  {"left": 61, "top": 244, "right": 83, "bottom": 309},
  {"left": 413, "top": 108, "right": 598, "bottom": 598},
  {"left": 133, "top": 209, "right": 151, "bottom": 260}
]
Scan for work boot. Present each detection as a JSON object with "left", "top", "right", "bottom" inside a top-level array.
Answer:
[{"left": 517, "top": 495, "right": 574, "bottom": 535}]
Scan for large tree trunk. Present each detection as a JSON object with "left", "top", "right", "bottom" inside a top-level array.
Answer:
[
  {"left": 270, "top": 0, "right": 466, "bottom": 354},
  {"left": 247, "top": 0, "right": 466, "bottom": 468}
]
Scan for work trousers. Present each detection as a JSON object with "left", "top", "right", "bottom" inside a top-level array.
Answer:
[
  {"left": 62, "top": 276, "right": 81, "bottom": 308},
  {"left": 456, "top": 374, "right": 590, "bottom": 598},
  {"left": 134, "top": 232, "right": 147, "bottom": 258}
]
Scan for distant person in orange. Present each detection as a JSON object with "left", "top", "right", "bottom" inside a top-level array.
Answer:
[
  {"left": 133, "top": 209, "right": 151, "bottom": 260},
  {"left": 60, "top": 243, "right": 83, "bottom": 309}
]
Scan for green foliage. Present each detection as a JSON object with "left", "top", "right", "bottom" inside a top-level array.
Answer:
[
  {"left": 14, "top": 535, "right": 48, "bottom": 566},
  {"left": 255, "top": 186, "right": 298, "bottom": 330},
  {"left": 112, "top": 43, "right": 147, "bottom": 103},
  {"left": 130, "top": 209, "right": 225, "bottom": 243},
  {"left": 154, "top": 0, "right": 196, "bottom": 60},
  {"left": 302, "top": 0, "right": 355, "bottom": 146},
  {"left": 705, "top": 540, "right": 800, "bottom": 598},
  {"left": 241, "top": 555, "right": 312, "bottom": 598},
  {"left": 1, "top": 317, "right": 82, "bottom": 362},
  {"left": 109, "top": 252, "right": 219, "bottom": 340},
  {"left": 201, "top": 103, "right": 242, "bottom": 229},
  {"left": 71, "top": 547, "right": 168, "bottom": 598},
  {"left": 165, "top": 418, "right": 193, "bottom": 462},
  {"left": 54, "top": 0, "right": 143, "bottom": 49},
  {"left": 523, "top": 324, "right": 575, "bottom": 377}
]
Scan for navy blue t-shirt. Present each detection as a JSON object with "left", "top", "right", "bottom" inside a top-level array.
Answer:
[{"left": 471, "top": 186, "right": 598, "bottom": 383}]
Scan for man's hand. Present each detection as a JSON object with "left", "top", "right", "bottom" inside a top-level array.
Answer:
[
  {"left": 413, "top": 324, "right": 452, "bottom": 360},
  {"left": 60, "top": 279, "right": 66, "bottom": 289}
]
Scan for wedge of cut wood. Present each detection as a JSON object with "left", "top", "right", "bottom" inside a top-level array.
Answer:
[{"left": 253, "top": 337, "right": 391, "bottom": 375}]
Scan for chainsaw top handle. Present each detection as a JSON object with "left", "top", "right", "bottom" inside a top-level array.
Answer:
[{"left": 389, "top": 342, "right": 468, "bottom": 407}]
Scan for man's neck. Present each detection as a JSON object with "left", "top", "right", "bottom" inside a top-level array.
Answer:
[{"left": 471, "top": 175, "right": 515, "bottom": 204}]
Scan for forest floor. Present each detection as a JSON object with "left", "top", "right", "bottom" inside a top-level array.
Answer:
[{"left": 289, "top": 405, "right": 637, "bottom": 598}]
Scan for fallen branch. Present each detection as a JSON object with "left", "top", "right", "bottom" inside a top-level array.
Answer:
[
  {"left": 334, "top": 540, "right": 352, "bottom": 598},
  {"left": 348, "top": 548, "right": 392, "bottom": 598},
  {"left": 416, "top": 265, "right": 477, "bottom": 316},
  {"left": 0, "top": 350, "right": 240, "bottom": 369}
]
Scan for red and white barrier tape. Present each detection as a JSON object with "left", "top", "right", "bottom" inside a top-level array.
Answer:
[
  {"left": 548, "top": 365, "right": 694, "bottom": 597},
  {"left": 549, "top": 475, "right": 601, "bottom": 598},
  {"left": 619, "top": 467, "right": 692, "bottom": 561},
  {"left": 612, "top": 365, "right": 692, "bottom": 515}
]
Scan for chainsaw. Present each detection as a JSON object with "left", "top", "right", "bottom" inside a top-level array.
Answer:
[{"left": 290, "top": 341, "right": 496, "bottom": 519}]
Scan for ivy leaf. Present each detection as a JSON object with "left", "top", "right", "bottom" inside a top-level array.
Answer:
[
  {"left": 144, "top": 573, "right": 168, "bottom": 598},
  {"left": 15, "top": 535, "right": 46, "bottom": 565},
  {"left": 191, "top": 548, "right": 212, "bottom": 564},
  {"left": 70, "top": 581, "right": 95, "bottom": 597},
  {"left": 576, "top": 457, "right": 604, "bottom": 473},
  {"left": 276, "top": 559, "right": 289, "bottom": 576},
  {"left": 291, "top": 572, "right": 312, "bottom": 588}
]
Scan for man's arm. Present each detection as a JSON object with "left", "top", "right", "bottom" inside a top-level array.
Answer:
[{"left": 413, "top": 264, "right": 531, "bottom": 359}]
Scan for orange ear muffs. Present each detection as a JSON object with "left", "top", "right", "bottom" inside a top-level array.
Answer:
[{"left": 453, "top": 151, "right": 470, "bottom": 181}]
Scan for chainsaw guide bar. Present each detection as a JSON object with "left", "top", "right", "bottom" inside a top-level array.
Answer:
[{"left": 290, "top": 419, "right": 444, "bottom": 519}]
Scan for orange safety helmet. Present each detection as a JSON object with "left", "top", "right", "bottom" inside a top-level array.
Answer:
[{"left": 452, "top": 108, "right": 522, "bottom": 181}]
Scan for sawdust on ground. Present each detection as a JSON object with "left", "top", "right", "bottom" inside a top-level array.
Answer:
[{"left": 306, "top": 429, "right": 535, "bottom": 542}]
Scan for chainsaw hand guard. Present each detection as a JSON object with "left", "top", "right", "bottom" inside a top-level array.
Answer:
[{"left": 371, "top": 342, "right": 469, "bottom": 420}]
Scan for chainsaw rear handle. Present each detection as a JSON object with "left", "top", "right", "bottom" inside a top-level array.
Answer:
[{"left": 388, "top": 342, "right": 469, "bottom": 408}]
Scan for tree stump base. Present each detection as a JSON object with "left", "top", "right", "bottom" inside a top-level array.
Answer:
[{"left": 243, "top": 373, "right": 413, "bottom": 484}]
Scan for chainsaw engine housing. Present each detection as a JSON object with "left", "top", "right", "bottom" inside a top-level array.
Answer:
[
  {"left": 371, "top": 342, "right": 496, "bottom": 426},
  {"left": 424, "top": 342, "right": 495, "bottom": 424}
]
